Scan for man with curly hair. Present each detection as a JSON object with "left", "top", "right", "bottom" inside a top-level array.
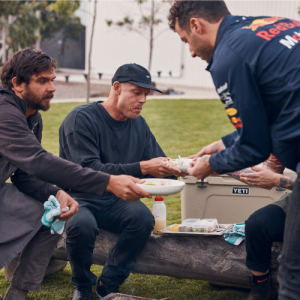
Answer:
[{"left": 168, "top": 1, "right": 300, "bottom": 300}]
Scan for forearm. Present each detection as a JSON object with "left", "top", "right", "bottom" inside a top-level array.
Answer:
[
  {"left": 85, "top": 159, "right": 142, "bottom": 177},
  {"left": 5, "top": 148, "right": 110, "bottom": 197},
  {"left": 227, "top": 168, "right": 254, "bottom": 184},
  {"left": 11, "top": 169, "right": 60, "bottom": 203},
  {"left": 222, "top": 132, "right": 238, "bottom": 148},
  {"left": 277, "top": 175, "right": 296, "bottom": 190},
  {"left": 63, "top": 132, "right": 143, "bottom": 177},
  {"left": 140, "top": 161, "right": 150, "bottom": 175}
]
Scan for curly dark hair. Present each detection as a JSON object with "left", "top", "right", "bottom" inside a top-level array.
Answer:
[
  {"left": 1, "top": 48, "right": 57, "bottom": 89},
  {"left": 168, "top": 0, "right": 230, "bottom": 32}
]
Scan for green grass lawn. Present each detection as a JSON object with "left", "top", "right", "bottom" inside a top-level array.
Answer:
[{"left": 0, "top": 99, "right": 249, "bottom": 300}]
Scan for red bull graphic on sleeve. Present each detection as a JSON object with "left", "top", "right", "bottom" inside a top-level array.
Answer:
[
  {"left": 231, "top": 117, "right": 243, "bottom": 128},
  {"left": 225, "top": 108, "right": 243, "bottom": 129}
]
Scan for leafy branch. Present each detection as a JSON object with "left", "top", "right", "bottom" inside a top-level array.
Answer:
[{"left": 106, "top": 0, "right": 169, "bottom": 71}]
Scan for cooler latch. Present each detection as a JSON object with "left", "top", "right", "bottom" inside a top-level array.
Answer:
[{"left": 197, "top": 179, "right": 207, "bottom": 189}]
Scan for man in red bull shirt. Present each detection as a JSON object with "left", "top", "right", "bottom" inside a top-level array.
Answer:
[{"left": 169, "top": 1, "right": 300, "bottom": 300}]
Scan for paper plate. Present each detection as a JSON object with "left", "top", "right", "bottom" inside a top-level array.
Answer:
[{"left": 137, "top": 179, "right": 185, "bottom": 196}]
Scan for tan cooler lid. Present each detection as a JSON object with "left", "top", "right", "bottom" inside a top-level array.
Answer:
[{"left": 181, "top": 168, "right": 297, "bottom": 185}]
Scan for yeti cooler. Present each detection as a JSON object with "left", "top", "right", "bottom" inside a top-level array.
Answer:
[{"left": 181, "top": 169, "right": 296, "bottom": 224}]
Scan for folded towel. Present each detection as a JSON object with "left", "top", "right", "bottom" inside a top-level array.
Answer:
[
  {"left": 224, "top": 222, "right": 245, "bottom": 246},
  {"left": 41, "top": 195, "right": 69, "bottom": 234}
]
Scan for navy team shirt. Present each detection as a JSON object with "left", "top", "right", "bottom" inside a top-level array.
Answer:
[{"left": 208, "top": 15, "right": 300, "bottom": 174}]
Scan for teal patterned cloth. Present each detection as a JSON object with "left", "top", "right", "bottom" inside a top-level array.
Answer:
[
  {"left": 224, "top": 222, "right": 245, "bottom": 245},
  {"left": 41, "top": 195, "right": 69, "bottom": 234}
]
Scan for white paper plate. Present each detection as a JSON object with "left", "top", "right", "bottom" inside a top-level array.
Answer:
[
  {"left": 137, "top": 179, "right": 185, "bottom": 196},
  {"left": 175, "top": 159, "right": 193, "bottom": 173}
]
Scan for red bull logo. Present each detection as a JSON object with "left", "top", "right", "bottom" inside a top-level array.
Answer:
[
  {"left": 243, "top": 17, "right": 285, "bottom": 31},
  {"left": 231, "top": 117, "right": 243, "bottom": 128},
  {"left": 243, "top": 17, "right": 300, "bottom": 41}
]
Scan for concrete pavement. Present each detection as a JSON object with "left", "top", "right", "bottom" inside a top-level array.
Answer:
[{"left": 53, "top": 71, "right": 219, "bottom": 103}]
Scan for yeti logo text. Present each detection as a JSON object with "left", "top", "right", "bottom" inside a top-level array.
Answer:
[{"left": 232, "top": 187, "right": 250, "bottom": 194}]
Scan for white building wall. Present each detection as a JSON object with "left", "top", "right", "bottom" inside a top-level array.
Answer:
[{"left": 85, "top": 0, "right": 300, "bottom": 89}]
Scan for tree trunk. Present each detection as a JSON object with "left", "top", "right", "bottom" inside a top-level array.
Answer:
[
  {"left": 87, "top": 0, "right": 97, "bottom": 104},
  {"left": 53, "top": 230, "right": 282, "bottom": 288},
  {"left": 1, "top": 20, "right": 7, "bottom": 63},
  {"left": 148, "top": 0, "right": 154, "bottom": 72}
]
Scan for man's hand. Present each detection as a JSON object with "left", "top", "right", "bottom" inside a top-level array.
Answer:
[
  {"left": 106, "top": 175, "right": 152, "bottom": 201},
  {"left": 189, "top": 140, "right": 224, "bottom": 161},
  {"left": 239, "top": 166, "right": 279, "bottom": 190},
  {"left": 187, "top": 155, "right": 215, "bottom": 180},
  {"left": 55, "top": 190, "right": 79, "bottom": 221},
  {"left": 140, "top": 157, "right": 185, "bottom": 177}
]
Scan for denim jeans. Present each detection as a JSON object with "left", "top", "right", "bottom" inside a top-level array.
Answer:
[
  {"left": 66, "top": 194, "right": 154, "bottom": 287},
  {"left": 278, "top": 174, "right": 300, "bottom": 299}
]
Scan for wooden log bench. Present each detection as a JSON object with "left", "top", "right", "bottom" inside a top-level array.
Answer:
[{"left": 51, "top": 230, "right": 282, "bottom": 288}]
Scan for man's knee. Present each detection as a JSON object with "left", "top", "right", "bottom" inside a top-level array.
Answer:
[
  {"left": 245, "top": 211, "right": 262, "bottom": 239},
  {"left": 245, "top": 204, "right": 280, "bottom": 240},
  {"left": 66, "top": 208, "right": 98, "bottom": 242},
  {"left": 127, "top": 204, "right": 155, "bottom": 234}
]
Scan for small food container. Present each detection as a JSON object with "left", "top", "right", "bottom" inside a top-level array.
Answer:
[
  {"left": 182, "top": 218, "right": 201, "bottom": 226},
  {"left": 192, "top": 220, "right": 209, "bottom": 233},
  {"left": 202, "top": 218, "right": 218, "bottom": 231},
  {"left": 178, "top": 225, "right": 193, "bottom": 232},
  {"left": 192, "top": 219, "right": 218, "bottom": 233}
]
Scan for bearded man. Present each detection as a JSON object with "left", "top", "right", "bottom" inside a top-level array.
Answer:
[{"left": 0, "top": 49, "right": 151, "bottom": 300}]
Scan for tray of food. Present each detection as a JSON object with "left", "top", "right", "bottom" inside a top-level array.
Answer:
[{"left": 157, "top": 218, "right": 233, "bottom": 236}]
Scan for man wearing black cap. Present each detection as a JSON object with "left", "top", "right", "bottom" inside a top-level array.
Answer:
[{"left": 59, "top": 63, "right": 184, "bottom": 300}]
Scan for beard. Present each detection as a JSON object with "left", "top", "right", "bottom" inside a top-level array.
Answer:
[
  {"left": 23, "top": 86, "right": 53, "bottom": 112},
  {"left": 191, "top": 35, "right": 214, "bottom": 63},
  {"left": 194, "top": 44, "right": 214, "bottom": 63}
]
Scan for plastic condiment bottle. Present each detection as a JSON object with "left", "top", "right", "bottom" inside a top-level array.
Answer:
[{"left": 152, "top": 196, "right": 166, "bottom": 234}]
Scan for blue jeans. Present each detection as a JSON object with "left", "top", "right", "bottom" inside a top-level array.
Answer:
[
  {"left": 66, "top": 194, "right": 154, "bottom": 287},
  {"left": 278, "top": 174, "right": 300, "bottom": 299}
]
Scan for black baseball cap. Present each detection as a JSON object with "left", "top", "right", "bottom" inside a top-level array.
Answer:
[{"left": 112, "top": 63, "right": 162, "bottom": 93}]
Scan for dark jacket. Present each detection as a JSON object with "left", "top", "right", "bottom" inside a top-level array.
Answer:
[
  {"left": 0, "top": 88, "right": 110, "bottom": 200},
  {"left": 207, "top": 15, "right": 300, "bottom": 174}
]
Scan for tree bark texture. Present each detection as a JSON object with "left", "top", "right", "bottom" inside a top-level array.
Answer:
[
  {"left": 53, "top": 230, "right": 282, "bottom": 288},
  {"left": 148, "top": 0, "right": 154, "bottom": 72},
  {"left": 86, "top": 0, "right": 97, "bottom": 104}
]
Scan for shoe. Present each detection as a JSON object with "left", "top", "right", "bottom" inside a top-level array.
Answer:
[
  {"left": 246, "top": 282, "right": 278, "bottom": 300},
  {"left": 96, "top": 282, "right": 120, "bottom": 299},
  {"left": 72, "top": 286, "right": 93, "bottom": 300}
]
